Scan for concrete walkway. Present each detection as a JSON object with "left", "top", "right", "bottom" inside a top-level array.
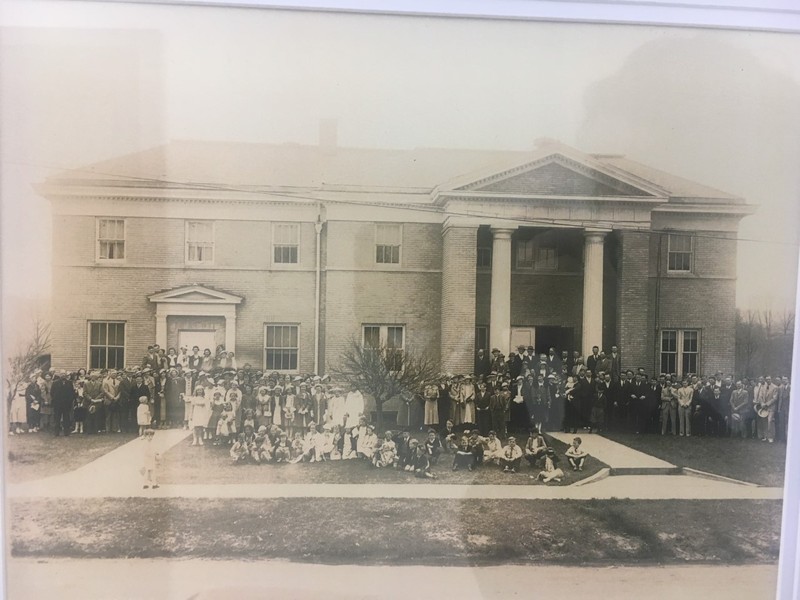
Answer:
[
  {"left": 6, "top": 429, "right": 784, "bottom": 501},
  {"left": 7, "top": 558, "right": 780, "bottom": 600},
  {"left": 549, "top": 431, "right": 677, "bottom": 471}
]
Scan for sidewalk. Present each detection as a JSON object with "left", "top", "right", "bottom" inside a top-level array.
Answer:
[
  {"left": 7, "top": 429, "right": 783, "bottom": 501},
  {"left": 7, "top": 558, "right": 780, "bottom": 600}
]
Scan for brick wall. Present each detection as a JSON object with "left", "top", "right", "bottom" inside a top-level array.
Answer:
[
  {"left": 325, "top": 221, "right": 442, "bottom": 271},
  {"left": 616, "top": 230, "right": 654, "bottom": 373},
  {"left": 323, "top": 270, "right": 442, "bottom": 373},
  {"left": 51, "top": 266, "right": 316, "bottom": 371},
  {"left": 441, "top": 226, "right": 477, "bottom": 373},
  {"left": 646, "top": 231, "right": 737, "bottom": 375}
]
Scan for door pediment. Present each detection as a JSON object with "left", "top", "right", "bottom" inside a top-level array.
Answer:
[{"left": 148, "top": 284, "right": 243, "bottom": 305}]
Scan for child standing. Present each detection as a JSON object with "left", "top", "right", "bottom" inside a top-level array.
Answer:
[
  {"left": 140, "top": 428, "right": 160, "bottom": 489},
  {"left": 188, "top": 387, "right": 210, "bottom": 446},
  {"left": 565, "top": 436, "right": 589, "bottom": 471},
  {"left": 137, "top": 395, "right": 151, "bottom": 437}
]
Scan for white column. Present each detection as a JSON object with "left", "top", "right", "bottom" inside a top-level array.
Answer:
[
  {"left": 225, "top": 313, "right": 236, "bottom": 353},
  {"left": 582, "top": 230, "right": 607, "bottom": 359},
  {"left": 489, "top": 228, "right": 515, "bottom": 355},
  {"left": 155, "top": 313, "right": 168, "bottom": 350}
]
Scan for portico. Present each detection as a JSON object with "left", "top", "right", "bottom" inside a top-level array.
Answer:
[
  {"left": 434, "top": 143, "right": 670, "bottom": 373},
  {"left": 486, "top": 225, "right": 609, "bottom": 359}
]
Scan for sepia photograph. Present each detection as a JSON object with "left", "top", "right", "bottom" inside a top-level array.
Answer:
[{"left": 2, "top": 1, "right": 800, "bottom": 598}]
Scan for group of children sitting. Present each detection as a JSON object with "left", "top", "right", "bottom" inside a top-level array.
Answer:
[{"left": 223, "top": 413, "right": 590, "bottom": 484}]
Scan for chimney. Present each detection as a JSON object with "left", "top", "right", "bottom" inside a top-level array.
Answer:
[{"left": 319, "top": 119, "right": 338, "bottom": 154}]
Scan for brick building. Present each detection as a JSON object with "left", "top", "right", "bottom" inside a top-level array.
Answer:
[{"left": 41, "top": 139, "right": 752, "bottom": 383}]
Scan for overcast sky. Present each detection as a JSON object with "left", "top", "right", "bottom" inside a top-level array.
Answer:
[{"left": 2, "top": 1, "right": 800, "bottom": 350}]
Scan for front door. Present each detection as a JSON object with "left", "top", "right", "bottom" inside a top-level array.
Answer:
[
  {"left": 178, "top": 329, "right": 217, "bottom": 354},
  {"left": 510, "top": 327, "right": 535, "bottom": 352}
]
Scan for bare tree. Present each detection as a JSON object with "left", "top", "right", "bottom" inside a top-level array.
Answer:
[
  {"left": 780, "top": 308, "right": 795, "bottom": 336},
  {"left": 736, "top": 309, "right": 763, "bottom": 378},
  {"left": 333, "top": 339, "right": 438, "bottom": 432},
  {"left": 4, "top": 319, "right": 51, "bottom": 405}
]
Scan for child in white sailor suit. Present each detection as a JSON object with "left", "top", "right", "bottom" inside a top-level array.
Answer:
[
  {"left": 137, "top": 396, "right": 152, "bottom": 437},
  {"left": 315, "top": 424, "right": 335, "bottom": 461}
]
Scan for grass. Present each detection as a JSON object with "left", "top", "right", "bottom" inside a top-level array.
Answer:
[
  {"left": 5, "top": 432, "right": 138, "bottom": 483},
  {"left": 8, "top": 497, "right": 782, "bottom": 565},
  {"left": 601, "top": 432, "right": 787, "bottom": 487},
  {"left": 159, "top": 433, "right": 606, "bottom": 486}
]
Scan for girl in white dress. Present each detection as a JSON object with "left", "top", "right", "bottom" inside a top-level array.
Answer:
[{"left": 188, "top": 387, "right": 211, "bottom": 446}]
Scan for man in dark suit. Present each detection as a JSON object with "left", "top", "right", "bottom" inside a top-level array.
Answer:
[
  {"left": 586, "top": 346, "right": 600, "bottom": 375},
  {"left": 474, "top": 349, "right": 491, "bottom": 378},
  {"left": 643, "top": 377, "right": 662, "bottom": 434},
  {"left": 608, "top": 345, "right": 622, "bottom": 383},
  {"left": 545, "top": 347, "right": 562, "bottom": 375},
  {"left": 50, "top": 371, "right": 74, "bottom": 437},
  {"left": 507, "top": 352, "right": 523, "bottom": 380}
]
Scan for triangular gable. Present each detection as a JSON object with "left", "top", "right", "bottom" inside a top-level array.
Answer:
[
  {"left": 148, "top": 284, "right": 243, "bottom": 305},
  {"left": 458, "top": 155, "right": 656, "bottom": 197}
]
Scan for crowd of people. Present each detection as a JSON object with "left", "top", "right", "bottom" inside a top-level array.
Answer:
[{"left": 7, "top": 343, "right": 791, "bottom": 453}]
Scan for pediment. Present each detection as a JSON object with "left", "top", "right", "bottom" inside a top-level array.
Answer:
[
  {"left": 455, "top": 154, "right": 659, "bottom": 198},
  {"left": 148, "top": 285, "right": 243, "bottom": 305}
]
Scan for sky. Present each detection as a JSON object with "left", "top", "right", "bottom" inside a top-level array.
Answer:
[{"left": 2, "top": 1, "right": 800, "bottom": 351}]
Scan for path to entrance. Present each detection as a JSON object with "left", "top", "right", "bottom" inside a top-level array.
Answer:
[
  {"left": 7, "top": 558, "right": 780, "bottom": 600},
  {"left": 549, "top": 431, "right": 677, "bottom": 471},
  {"left": 6, "top": 430, "right": 783, "bottom": 501}
]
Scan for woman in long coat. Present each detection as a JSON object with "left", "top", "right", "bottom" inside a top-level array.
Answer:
[{"left": 423, "top": 382, "right": 439, "bottom": 427}]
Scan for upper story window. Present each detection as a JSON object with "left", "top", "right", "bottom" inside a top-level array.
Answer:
[
  {"left": 516, "top": 239, "right": 557, "bottom": 271},
  {"left": 667, "top": 234, "right": 693, "bottom": 272},
  {"left": 375, "top": 223, "right": 401, "bottom": 264},
  {"left": 97, "top": 218, "right": 125, "bottom": 261},
  {"left": 186, "top": 221, "right": 214, "bottom": 264},
  {"left": 273, "top": 223, "right": 300, "bottom": 264}
]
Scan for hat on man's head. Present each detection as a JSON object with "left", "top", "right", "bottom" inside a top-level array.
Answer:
[{"left": 491, "top": 348, "right": 500, "bottom": 354}]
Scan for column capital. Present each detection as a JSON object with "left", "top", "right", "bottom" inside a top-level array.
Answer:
[
  {"left": 583, "top": 228, "right": 611, "bottom": 241},
  {"left": 490, "top": 227, "right": 516, "bottom": 240}
]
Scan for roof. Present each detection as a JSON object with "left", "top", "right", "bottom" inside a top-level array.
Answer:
[{"left": 44, "top": 139, "right": 744, "bottom": 204}]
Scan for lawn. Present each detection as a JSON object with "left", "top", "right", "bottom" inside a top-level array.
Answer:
[
  {"left": 5, "top": 432, "right": 139, "bottom": 483},
  {"left": 601, "top": 432, "right": 787, "bottom": 487},
  {"left": 9, "top": 497, "right": 782, "bottom": 565},
  {"left": 159, "top": 433, "right": 606, "bottom": 486}
]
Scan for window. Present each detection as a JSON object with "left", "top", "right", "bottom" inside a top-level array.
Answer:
[
  {"left": 264, "top": 324, "right": 299, "bottom": 372},
  {"left": 363, "top": 324, "right": 405, "bottom": 371},
  {"left": 667, "top": 234, "right": 693, "bottom": 272},
  {"left": 88, "top": 321, "right": 125, "bottom": 369},
  {"left": 186, "top": 221, "right": 214, "bottom": 264},
  {"left": 475, "top": 326, "right": 489, "bottom": 352},
  {"left": 516, "top": 239, "right": 557, "bottom": 271},
  {"left": 375, "top": 223, "right": 401, "bottom": 264},
  {"left": 273, "top": 223, "right": 299, "bottom": 264},
  {"left": 477, "top": 247, "right": 492, "bottom": 269},
  {"left": 97, "top": 218, "right": 125, "bottom": 260},
  {"left": 660, "top": 329, "right": 699, "bottom": 376}
]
